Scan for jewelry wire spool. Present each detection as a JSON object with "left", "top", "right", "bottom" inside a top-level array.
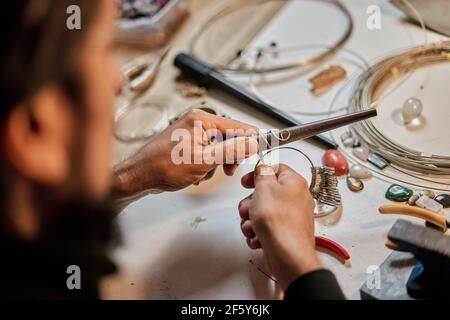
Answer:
[
  {"left": 349, "top": 41, "right": 450, "bottom": 173},
  {"left": 329, "top": 41, "right": 450, "bottom": 192},
  {"left": 255, "top": 146, "right": 342, "bottom": 218},
  {"left": 189, "top": 0, "right": 353, "bottom": 74}
]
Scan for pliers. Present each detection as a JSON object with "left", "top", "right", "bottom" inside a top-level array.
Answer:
[
  {"left": 379, "top": 204, "right": 449, "bottom": 232},
  {"left": 315, "top": 236, "right": 351, "bottom": 263},
  {"left": 379, "top": 204, "right": 450, "bottom": 251}
]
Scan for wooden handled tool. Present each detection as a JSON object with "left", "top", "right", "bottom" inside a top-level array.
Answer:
[
  {"left": 259, "top": 109, "right": 377, "bottom": 150},
  {"left": 379, "top": 204, "right": 449, "bottom": 232}
]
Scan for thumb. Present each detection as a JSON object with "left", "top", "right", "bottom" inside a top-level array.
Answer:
[{"left": 254, "top": 165, "right": 277, "bottom": 187}]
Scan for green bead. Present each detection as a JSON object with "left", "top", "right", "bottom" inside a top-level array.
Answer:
[{"left": 386, "top": 184, "right": 413, "bottom": 202}]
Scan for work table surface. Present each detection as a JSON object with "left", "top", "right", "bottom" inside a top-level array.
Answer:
[{"left": 102, "top": 0, "right": 448, "bottom": 299}]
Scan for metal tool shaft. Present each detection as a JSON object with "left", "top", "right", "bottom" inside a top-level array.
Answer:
[
  {"left": 260, "top": 109, "right": 377, "bottom": 150},
  {"left": 174, "top": 53, "right": 339, "bottom": 149}
]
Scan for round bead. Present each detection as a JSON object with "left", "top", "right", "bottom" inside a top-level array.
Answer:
[
  {"left": 347, "top": 176, "right": 364, "bottom": 192},
  {"left": 322, "top": 150, "right": 349, "bottom": 176},
  {"left": 402, "top": 97, "right": 423, "bottom": 124},
  {"left": 340, "top": 132, "right": 354, "bottom": 147},
  {"left": 349, "top": 164, "right": 372, "bottom": 179},
  {"left": 352, "top": 147, "right": 370, "bottom": 161}
]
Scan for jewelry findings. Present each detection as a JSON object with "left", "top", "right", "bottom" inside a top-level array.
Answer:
[
  {"left": 189, "top": 0, "right": 353, "bottom": 74},
  {"left": 309, "top": 65, "right": 347, "bottom": 96},
  {"left": 256, "top": 147, "right": 342, "bottom": 217},
  {"left": 310, "top": 166, "right": 342, "bottom": 207},
  {"left": 346, "top": 41, "right": 450, "bottom": 175}
]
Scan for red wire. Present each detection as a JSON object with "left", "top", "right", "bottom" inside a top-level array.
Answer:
[{"left": 315, "top": 236, "right": 350, "bottom": 262}]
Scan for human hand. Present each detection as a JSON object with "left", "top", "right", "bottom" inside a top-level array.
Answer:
[
  {"left": 113, "top": 109, "right": 258, "bottom": 205},
  {"left": 239, "top": 164, "right": 321, "bottom": 290}
]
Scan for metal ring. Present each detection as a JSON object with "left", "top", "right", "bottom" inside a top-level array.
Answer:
[{"left": 254, "top": 146, "right": 340, "bottom": 218}]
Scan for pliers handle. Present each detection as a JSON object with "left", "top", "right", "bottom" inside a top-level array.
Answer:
[
  {"left": 379, "top": 204, "right": 448, "bottom": 232},
  {"left": 315, "top": 236, "right": 350, "bottom": 263}
]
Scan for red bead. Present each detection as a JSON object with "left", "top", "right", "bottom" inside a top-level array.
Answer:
[{"left": 322, "top": 150, "right": 349, "bottom": 176}]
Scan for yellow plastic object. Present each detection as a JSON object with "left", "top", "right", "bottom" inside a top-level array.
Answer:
[{"left": 379, "top": 204, "right": 447, "bottom": 232}]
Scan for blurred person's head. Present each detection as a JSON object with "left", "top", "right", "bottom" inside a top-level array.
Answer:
[{"left": 0, "top": 0, "right": 122, "bottom": 242}]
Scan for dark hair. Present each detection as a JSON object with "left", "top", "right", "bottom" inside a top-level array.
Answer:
[
  {"left": 1, "top": 1, "right": 101, "bottom": 113},
  {"left": 0, "top": 0, "right": 101, "bottom": 216}
]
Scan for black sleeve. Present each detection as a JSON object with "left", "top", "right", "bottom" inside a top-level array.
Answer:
[{"left": 284, "top": 269, "right": 346, "bottom": 300}]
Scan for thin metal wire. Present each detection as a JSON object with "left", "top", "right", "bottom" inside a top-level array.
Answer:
[
  {"left": 246, "top": 45, "right": 370, "bottom": 116},
  {"left": 327, "top": 1, "right": 450, "bottom": 190},
  {"left": 347, "top": 41, "right": 450, "bottom": 175},
  {"left": 255, "top": 146, "right": 342, "bottom": 212},
  {"left": 189, "top": 0, "right": 353, "bottom": 74}
]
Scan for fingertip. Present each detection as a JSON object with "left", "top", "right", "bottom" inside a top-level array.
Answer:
[
  {"left": 246, "top": 237, "right": 259, "bottom": 250},
  {"left": 246, "top": 237, "right": 252, "bottom": 249},
  {"left": 238, "top": 197, "right": 251, "bottom": 220},
  {"left": 241, "top": 171, "right": 255, "bottom": 188},
  {"left": 250, "top": 237, "right": 262, "bottom": 249},
  {"left": 224, "top": 164, "right": 238, "bottom": 176},
  {"left": 241, "top": 220, "right": 255, "bottom": 238},
  {"left": 255, "top": 165, "right": 276, "bottom": 177},
  {"left": 253, "top": 165, "right": 277, "bottom": 188}
]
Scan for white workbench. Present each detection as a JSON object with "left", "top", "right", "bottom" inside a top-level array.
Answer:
[{"left": 102, "top": 0, "right": 448, "bottom": 299}]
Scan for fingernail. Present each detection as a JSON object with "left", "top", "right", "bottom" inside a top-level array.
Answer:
[{"left": 259, "top": 166, "right": 275, "bottom": 176}]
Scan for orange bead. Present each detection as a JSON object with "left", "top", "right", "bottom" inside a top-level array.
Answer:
[{"left": 322, "top": 150, "right": 349, "bottom": 176}]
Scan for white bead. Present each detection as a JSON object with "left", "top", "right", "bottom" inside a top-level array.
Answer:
[
  {"left": 340, "top": 132, "right": 354, "bottom": 147},
  {"left": 349, "top": 164, "right": 372, "bottom": 179},
  {"left": 416, "top": 195, "right": 443, "bottom": 213},
  {"left": 352, "top": 147, "right": 370, "bottom": 161},
  {"left": 402, "top": 97, "right": 423, "bottom": 124}
]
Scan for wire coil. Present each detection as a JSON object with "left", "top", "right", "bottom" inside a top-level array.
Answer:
[
  {"left": 348, "top": 41, "right": 450, "bottom": 175},
  {"left": 189, "top": 0, "right": 353, "bottom": 74}
]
